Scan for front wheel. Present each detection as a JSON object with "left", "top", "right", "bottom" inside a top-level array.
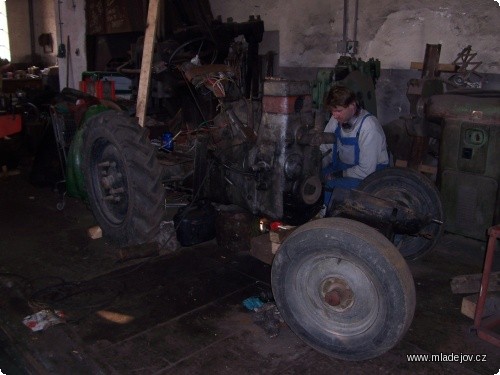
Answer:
[
  {"left": 81, "top": 110, "right": 165, "bottom": 247},
  {"left": 271, "top": 218, "right": 415, "bottom": 361}
]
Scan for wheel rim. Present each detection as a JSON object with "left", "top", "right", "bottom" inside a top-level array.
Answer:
[
  {"left": 293, "top": 253, "right": 380, "bottom": 336},
  {"left": 90, "top": 138, "right": 129, "bottom": 225}
]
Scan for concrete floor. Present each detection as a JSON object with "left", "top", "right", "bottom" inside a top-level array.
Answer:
[{"left": 1, "top": 165, "right": 499, "bottom": 375}]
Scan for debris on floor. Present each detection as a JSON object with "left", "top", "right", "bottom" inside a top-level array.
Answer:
[
  {"left": 253, "top": 302, "right": 284, "bottom": 338},
  {"left": 22, "top": 309, "right": 66, "bottom": 332},
  {"left": 242, "top": 296, "right": 264, "bottom": 311},
  {"left": 157, "top": 220, "right": 181, "bottom": 254},
  {"left": 243, "top": 296, "right": 284, "bottom": 338}
]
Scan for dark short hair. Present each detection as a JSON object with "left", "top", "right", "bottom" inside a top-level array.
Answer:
[{"left": 324, "top": 85, "right": 356, "bottom": 108}]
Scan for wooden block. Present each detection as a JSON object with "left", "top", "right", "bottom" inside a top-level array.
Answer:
[
  {"left": 250, "top": 233, "right": 275, "bottom": 265},
  {"left": 394, "top": 159, "right": 408, "bottom": 168},
  {"left": 87, "top": 225, "right": 103, "bottom": 239},
  {"left": 461, "top": 293, "right": 500, "bottom": 320},
  {"left": 451, "top": 272, "right": 500, "bottom": 294},
  {"left": 269, "top": 227, "right": 295, "bottom": 244},
  {"left": 418, "top": 164, "right": 438, "bottom": 175},
  {"left": 393, "top": 160, "right": 437, "bottom": 177}
]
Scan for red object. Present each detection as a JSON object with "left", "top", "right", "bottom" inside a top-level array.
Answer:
[
  {"left": 473, "top": 224, "right": 500, "bottom": 347},
  {"left": 0, "top": 114, "right": 22, "bottom": 138},
  {"left": 270, "top": 221, "right": 283, "bottom": 231},
  {"left": 79, "top": 79, "right": 115, "bottom": 100}
]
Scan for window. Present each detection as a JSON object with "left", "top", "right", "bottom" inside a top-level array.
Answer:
[{"left": 0, "top": 0, "right": 10, "bottom": 61}]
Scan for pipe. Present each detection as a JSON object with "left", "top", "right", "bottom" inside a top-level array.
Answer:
[
  {"left": 353, "top": 0, "right": 359, "bottom": 48},
  {"left": 342, "top": 0, "right": 348, "bottom": 44},
  {"left": 28, "top": 0, "right": 36, "bottom": 62}
]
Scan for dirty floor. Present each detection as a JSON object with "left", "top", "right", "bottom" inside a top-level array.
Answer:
[{"left": 0, "top": 167, "right": 499, "bottom": 375}]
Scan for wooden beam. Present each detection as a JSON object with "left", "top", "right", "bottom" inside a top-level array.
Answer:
[
  {"left": 136, "top": 0, "right": 160, "bottom": 127},
  {"left": 394, "top": 159, "right": 438, "bottom": 176},
  {"left": 410, "top": 61, "right": 458, "bottom": 73},
  {"left": 461, "top": 293, "right": 500, "bottom": 320},
  {"left": 451, "top": 272, "right": 500, "bottom": 294}
]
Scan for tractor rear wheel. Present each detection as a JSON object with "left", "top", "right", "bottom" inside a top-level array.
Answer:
[
  {"left": 81, "top": 110, "right": 165, "bottom": 247},
  {"left": 271, "top": 218, "right": 415, "bottom": 361},
  {"left": 358, "top": 167, "right": 444, "bottom": 260}
]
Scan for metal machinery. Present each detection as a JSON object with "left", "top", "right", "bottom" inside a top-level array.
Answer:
[
  {"left": 383, "top": 44, "right": 500, "bottom": 241},
  {"left": 204, "top": 79, "right": 324, "bottom": 225},
  {"left": 427, "top": 91, "right": 500, "bottom": 240},
  {"left": 60, "top": 71, "right": 445, "bottom": 362},
  {"left": 58, "top": 4, "right": 448, "bottom": 362},
  {"left": 116, "top": 14, "right": 265, "bottom": 126}
]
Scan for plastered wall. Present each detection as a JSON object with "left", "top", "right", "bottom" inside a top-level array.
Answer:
[
  {"left": 209, "top": 0, "right": 500, "bottom": 74},
  {"left": 52, "top": 0, "right": 87, "bottom": 89},
  {"left": 5, "top": 0, "right": 499, "bottom": 116},
  {"left": 6, "top": 0, "right": 58, "bottom": 67}
]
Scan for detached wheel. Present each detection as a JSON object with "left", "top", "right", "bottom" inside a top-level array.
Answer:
[
  {"left": 358, "top": 167, "right": 444, "bottom": 260},
  {"left": 82, "top": 110, "right": 165, "bottom": 247},
  {"left": 272, "top": 218, "right": 415, "bottom": 361}
]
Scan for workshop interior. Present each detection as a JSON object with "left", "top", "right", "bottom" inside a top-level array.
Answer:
[{"left": 0, "top": 0, "right": 499, "bottom": 373}]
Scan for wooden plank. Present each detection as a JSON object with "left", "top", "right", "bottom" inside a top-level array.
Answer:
[
  {"left": 410, "top": 62, "right": 458, "bottom": 72},
  {"left": 461, "top": 292, "right": 500, "bottom": 320},
  {"left": 394, "top": 159, "right": 438, "bottom": 176},
  {"left": 451, "top": 272, "right": 500, "bottom": 294},
  {"left": 418, "top": 164, "right": 438, "bottom": 175},
  {"left": 87, "top": 225, "right": 103, "bottom": 239},
  {"left": 269, "top": 227, "right": 295, "bottom": 244},
  {"left": 136, "top": 0, "right": 160, "bottom": 127}
]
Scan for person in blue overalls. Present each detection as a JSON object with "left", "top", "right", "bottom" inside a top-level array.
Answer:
[{"left": 320, "top": 85, "right": 389, "bottom": 216}]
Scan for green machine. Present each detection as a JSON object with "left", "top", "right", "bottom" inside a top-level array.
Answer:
[
  {"left": 311, "top": 56, "right": 380, "bottom": 115},
  {"left": 426, "top": 90, "right": 500, "bottom": 240}
]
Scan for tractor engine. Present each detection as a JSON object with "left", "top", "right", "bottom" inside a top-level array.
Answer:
[{"left": 205, "top": 79, "right": 326, "bottom": 225}]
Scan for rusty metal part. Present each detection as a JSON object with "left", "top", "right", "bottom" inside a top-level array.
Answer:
[
  {"left": 215, "top": 206, "right": 254, "bottom": 253},
  {"left": 299, "top": 176, "right": 322, "bottom": 205},
  {"left": 408, "top": 135, "right": 429, "bottom": 170},
  {"left": 426, "top": 91, "right": 500, "bottom": 124},
  {"left": 205, "top": 79, "right": 322, "bottom": 224},
  {"left": 183, "top": 64, "right": 235, "bottom": 81},
  {"left": 330, "top": 189, "right": 433, "bottom": 235},
  {"left": 297, "top": 130, "right": 335, "bottom": 147},
  {"left": 321, "top": 277, "right": 354, "bottom": 310},
  {"left": 262, "top": 95, "right": 312, "bottom": 115},
  {"left": 421, "top": 44, "right": 442, "bottom": 79},
  {"left": 225, "top": 106, "right": 257, "bottom": 142}
]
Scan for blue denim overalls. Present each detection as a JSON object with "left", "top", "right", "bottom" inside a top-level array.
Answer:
[{"left": 323, "top": 113, "right": 388, "bottom": 206}]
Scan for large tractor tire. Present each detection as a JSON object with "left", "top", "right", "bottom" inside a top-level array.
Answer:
[
  {"left": 81, "top": 110, "right": 165, "bottom": 247},
  {"left": 358, "top": 167, "right": 444, "bottom": 260},
  {"left": 272, "top": 218, "right": 415, "bottom": 361}
]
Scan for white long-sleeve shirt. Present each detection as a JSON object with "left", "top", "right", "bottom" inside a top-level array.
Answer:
[{"left": 321, "top": 109, "right": 389, "bottom": 179}]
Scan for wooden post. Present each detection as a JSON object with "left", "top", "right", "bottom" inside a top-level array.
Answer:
[{"left": 136, "top": 0, "right": 160, "bottom": 127}]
